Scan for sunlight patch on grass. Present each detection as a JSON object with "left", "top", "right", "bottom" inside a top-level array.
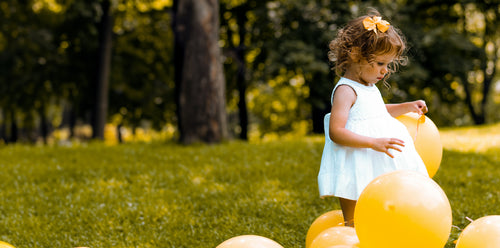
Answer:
[
  {"left": 440, "top": 123, "right": 500, "bottom": 153},
  {"left": 97, "top": 177, "right": 128, "bottom": 189},
  {"left": 256, "top": 179, "right": 292, "bottom": 205}
]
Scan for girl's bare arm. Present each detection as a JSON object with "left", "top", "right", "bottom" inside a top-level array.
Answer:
[{"left": 386, "top": 100, "right": 427, "bottom": 117}]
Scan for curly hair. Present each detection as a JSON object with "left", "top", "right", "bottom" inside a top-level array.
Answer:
[{"left": 328, "top": 9, "right": 407, "bottom": 79}]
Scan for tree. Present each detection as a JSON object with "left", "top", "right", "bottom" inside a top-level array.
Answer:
[
  {"left": 173, "top": 0, "right": 228, "bottom": 144},
  {"left": 0, "top": 0, "right": 64, "bottom": 143},
  {"left": 380, "top": 0, "right": 499, "bottom": 125},
  {"left": 253, "top": 0, "right": 351, "bottom": 134},
  {"left": 92, "top": 0, "right": 114, "bottom": 139},
  {"left": 459, "top": 2, "right": 499, "bottom": 125},
  {"left": 60, "top": 0, "right": 175, "bottom": 141},
  {"left": 219, "top": 0, "right": 274, "bottom": 140},
  {"left": 109, "top": 1, "right": 175, "bottom": 136},
  {"left": 220, "top": 1, "right": 251, "bottom": 140}
]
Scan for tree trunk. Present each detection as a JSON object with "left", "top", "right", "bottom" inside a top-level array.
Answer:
[
  {"left": 236, "top": 51, "right": 248, "bottom": 140},
  {"left": 235, "top": 6, "right": 248, "bottom": 140},
  {"left": 174, "top": 0, "right": 228, "bottom": 144},
  {"left": 117, "top": 123, "right": 123, "bottom": 143},
  {"left": 223, "top": 4, "right": 249, "bottom": 140},
  {"left": 478, "top": 40, "right": 497, "bottom": 125},
  {"left": 39, "top": 103, "right": 49, "bottom": 144},
  {"left": 461, "top": 75, "right": 483, "bottom": 124},
  {"left": 92, "top": 0, "right": 113, "bottom": 140},
  {"left": 0, "top": 111, "right": 5, "bottom": 143},
  {"left": 61, "top": 101, "right": 77, "bottom": 138},
  {"left": 478, "top": 65, "right": 494, "bottom": 125},
  {"left": 172, "top": 0, "right": 184, "bottom": 139},
  {"left": 9, "top": 110, "right": 18, "bottom": 143}
]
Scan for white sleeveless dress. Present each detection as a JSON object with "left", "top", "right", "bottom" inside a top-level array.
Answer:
[{"left": 318, "top": 77, "right": 428, "bottom": 200}]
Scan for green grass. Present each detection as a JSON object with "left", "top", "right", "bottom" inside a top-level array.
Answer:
[{"left": 0, "top": 124, "right": 499, "bottom": 248}]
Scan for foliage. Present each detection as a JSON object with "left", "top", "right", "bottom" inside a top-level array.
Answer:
[
  {"left": 259, "top": 0, "right": 350, "bottom": 133},
  {"left": 0, "top": 0, "right": 64, "bottom": 134},
  {"left": 2, "top": 0, "right": 500, "bottom": 143},
  {"left": 110, "top": 1, "right": 174, "bottom": 130},
  {"left": 1, "top": 124, "right": 500, "bottom": 247},
  {"left": 376, "top": 0, "right": 500, "bottom": 126},
  {"left": 237, "top": 0, "right": 352, "bottom": 134},
  {"left": 221, "top": 0, "right": 500, "bottom": 136},
  {"left": 0, "top": 0, "right": 174, "bottom": 142}
]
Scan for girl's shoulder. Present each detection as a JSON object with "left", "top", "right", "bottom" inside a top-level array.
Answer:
[
  {"left": 335, "top": 77, "right": 354, "bottom": 87},
  {"left": 331, "top": 77, "right": 380, "bottom": 104},
  {"left": 336, "top": 77, "right": 376, "bottom": 89},
  {"left": 334, "top": 78, "right": 379, "bottom": 96},
  {"left": 331, "top": 78, "right": 358, "bottom": 104},
  {"left": 333, "top": 77, "right": 360, "bottom": 94}
]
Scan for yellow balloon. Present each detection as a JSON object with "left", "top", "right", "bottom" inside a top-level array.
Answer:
[
  {"left": 354, "top": 170, "right": 452, "bottom": 248},
  {"left": 455, "top": 215, "right": 500, "bottom": 248},
  {"left": 306, "top": 210, "right": 345, "bottom": 248},
  {"left": 396, "top": 112, "right": 443, "bottom": 177},
  {"left": 310, "top": 226, "right": 359, "bottom": 248},
  {"left": 0, "top": 241, "right": 15, "bottom": 248},
  {"left": 216, "top": 235, "right": 284, "bottom": 248}
]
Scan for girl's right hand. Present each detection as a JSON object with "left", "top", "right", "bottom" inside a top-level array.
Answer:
[
  {"left": 371, "top": 137, "right": 405, "bottom": 158},
  {"left": 409, "top": 100, "right": 428, "bottom": 115}
]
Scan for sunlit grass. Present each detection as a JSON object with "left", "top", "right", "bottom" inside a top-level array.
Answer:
[
  {"left": 0, "top": 123, "right": 499, "bottom": 247},
  {"left": 50, "top": 124, "right": 178, "bottom": 146},
  {"left": 440, "top": 122, "right": 500, "bottom": 152},
  {"left": 0, "top": 140, "right": 331, "bottom": 247}
]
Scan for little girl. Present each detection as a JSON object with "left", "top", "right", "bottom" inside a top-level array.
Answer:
[{"left": 318, "top": 9, "right": 429, "bottom": 227}]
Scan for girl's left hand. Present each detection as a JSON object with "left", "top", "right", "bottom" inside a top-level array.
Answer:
[{"left": 410, "top": 100, "right": 428, "bottom": 115}]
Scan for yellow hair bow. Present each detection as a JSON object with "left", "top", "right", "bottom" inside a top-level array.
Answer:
[{"left": 363, "top": 16, "right": 390, "bottom": 33}]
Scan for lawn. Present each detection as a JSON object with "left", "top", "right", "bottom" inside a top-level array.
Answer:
[{"left": 0, "top": 123, "right": 499, "bottom": 248}]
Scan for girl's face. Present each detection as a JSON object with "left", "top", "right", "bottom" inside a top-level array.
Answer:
[{"left": 352, "top": 53, "right": 395, "bottom": 86}]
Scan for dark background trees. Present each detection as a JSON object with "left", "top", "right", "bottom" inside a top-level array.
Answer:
[{"left": 1, "top": 0, "right": 499, "bottom": 144}]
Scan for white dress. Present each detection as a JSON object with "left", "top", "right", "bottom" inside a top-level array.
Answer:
[{"left": 318, "top": 77, "right": 428, "bottom": 200}]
